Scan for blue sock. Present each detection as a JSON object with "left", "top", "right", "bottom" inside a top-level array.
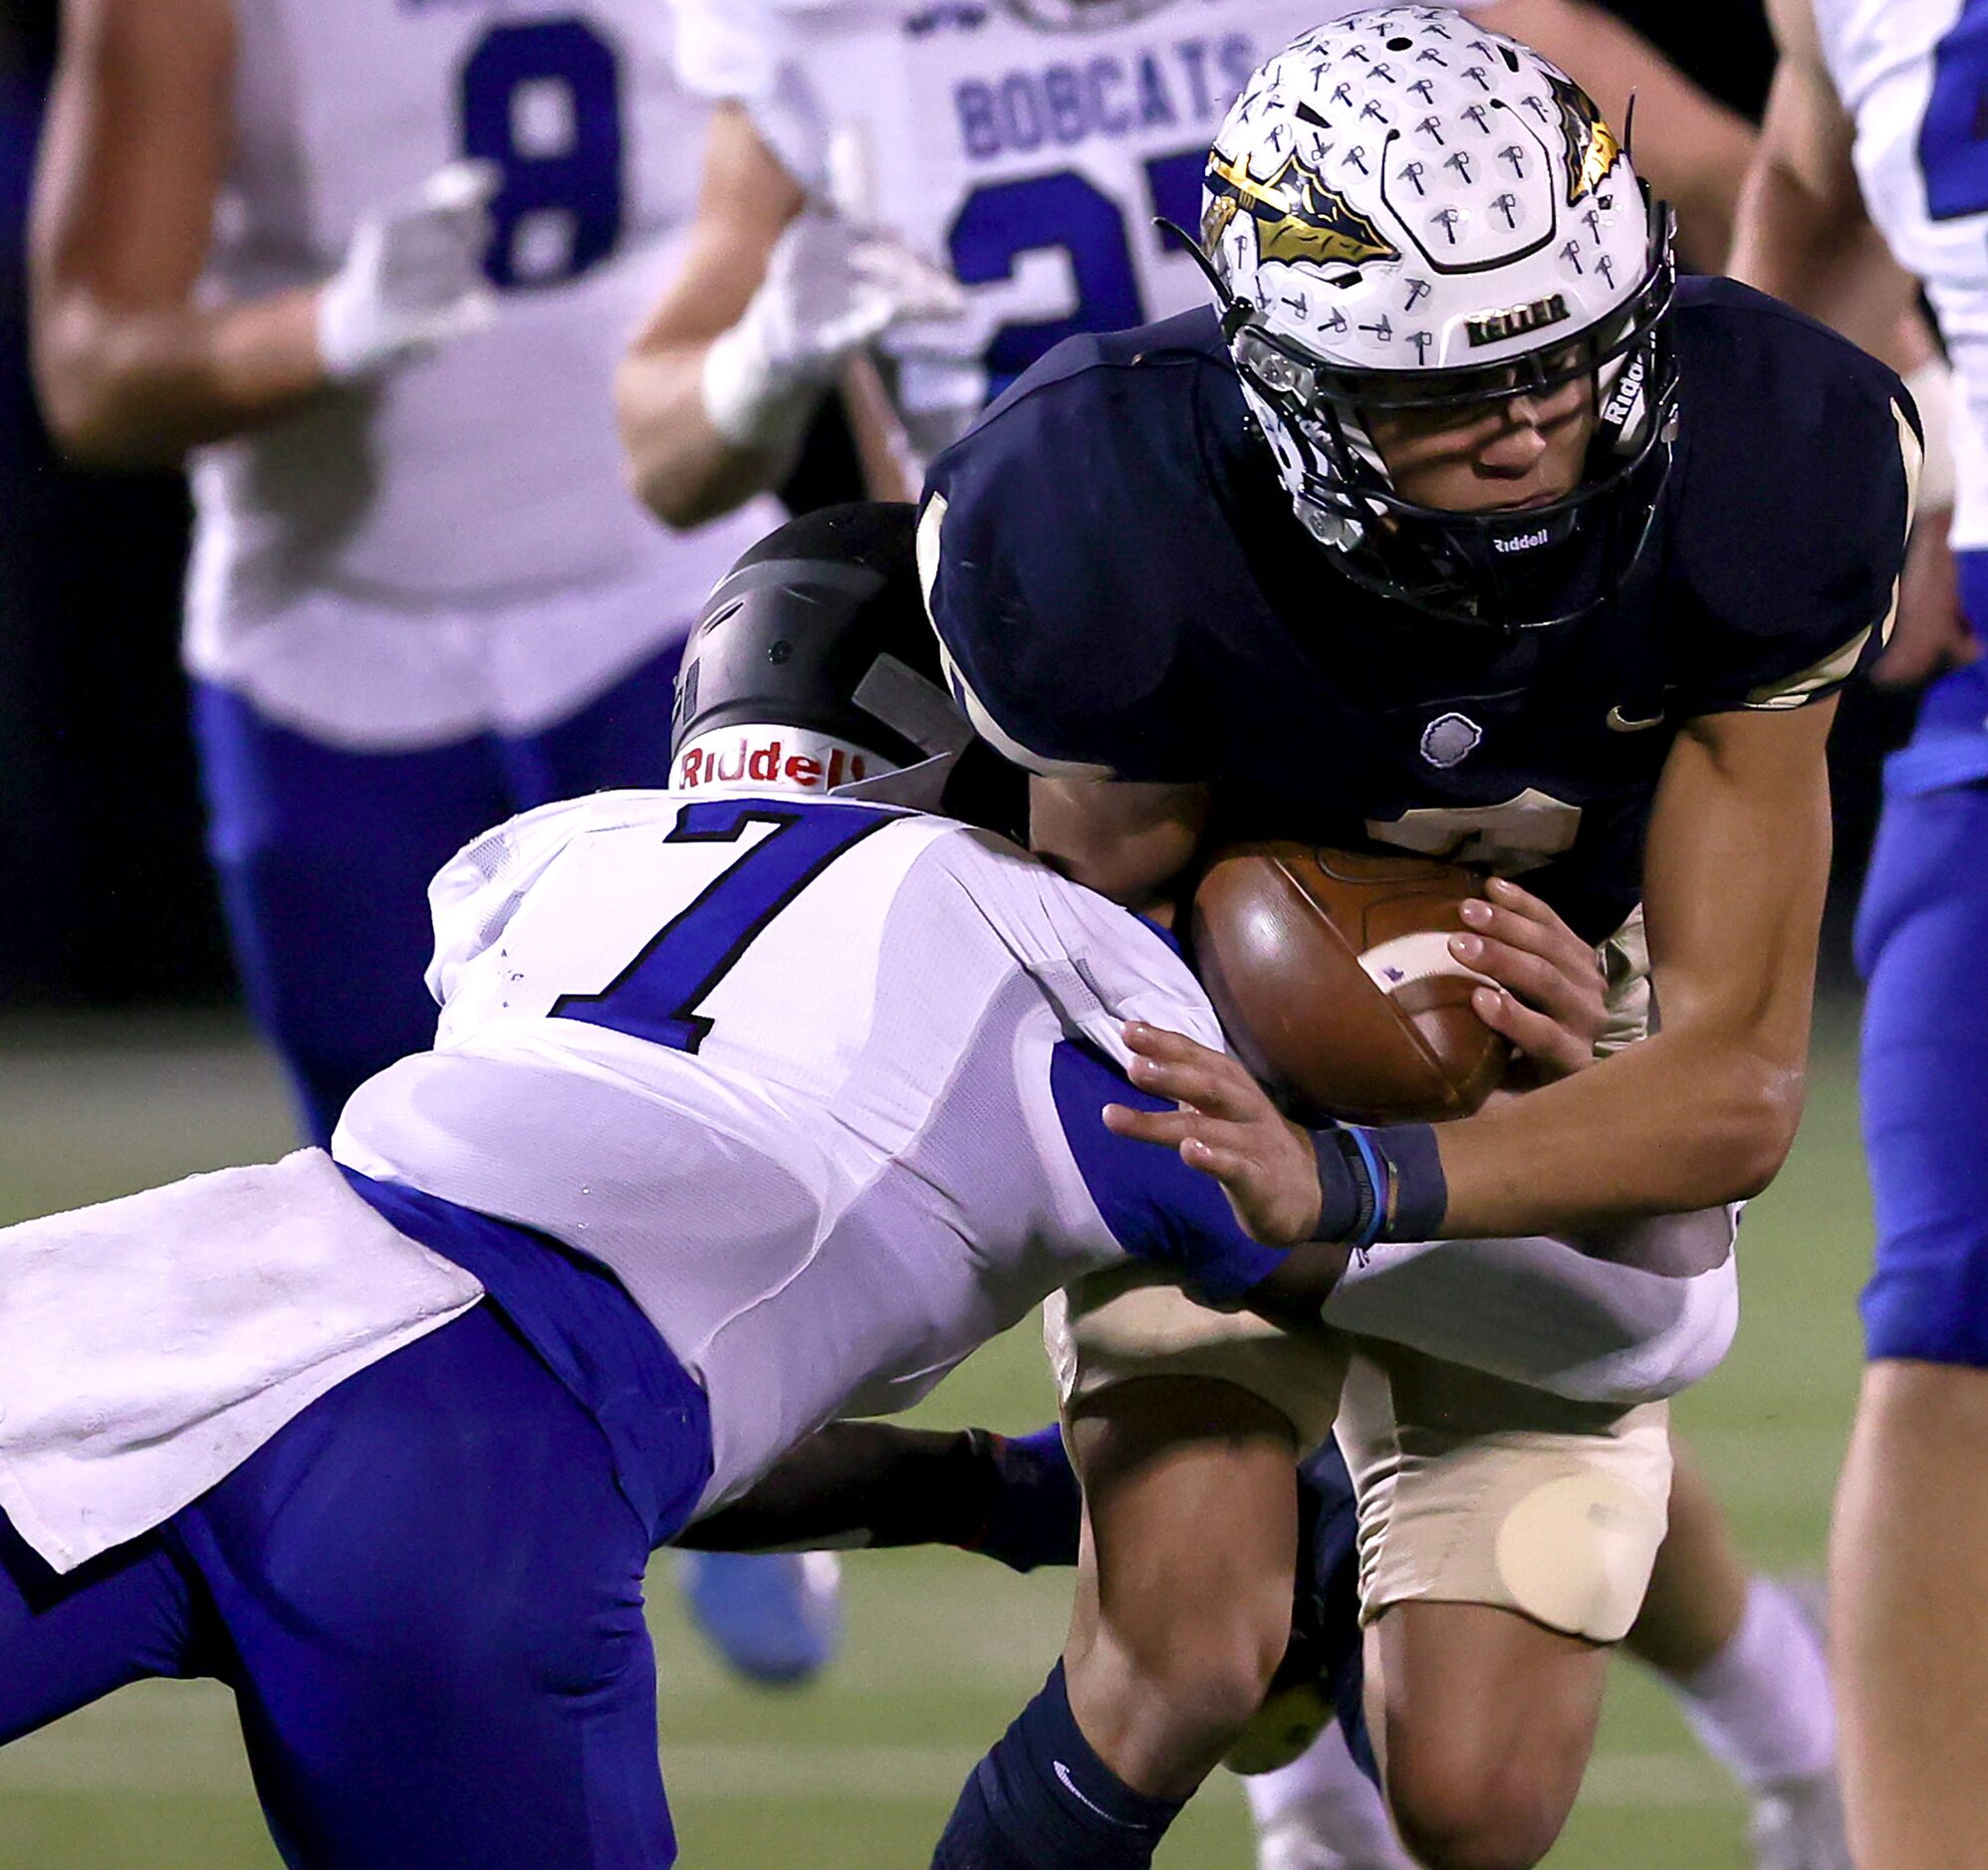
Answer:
[
  {"left": 932, "top": 1662, "right": 1184, "bottom": 1869},
  {"left": 973, "top": 1425, "right": 1082, "bottom": 1573}
]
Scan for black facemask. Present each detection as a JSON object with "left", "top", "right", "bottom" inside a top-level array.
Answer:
[{"left": 1226, "top": 204, "right": 1680, "bottom": 631}]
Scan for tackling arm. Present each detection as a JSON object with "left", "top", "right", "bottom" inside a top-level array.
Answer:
[
  {"left": 30, "top": 0, "right": 325, "bottom": 465},
  {"left": 1106, "top": 705, "right": 1836, "bottom": 1246},
  {"left": 674, "top": 1422, "right": 1081, "bottom": 1572}
]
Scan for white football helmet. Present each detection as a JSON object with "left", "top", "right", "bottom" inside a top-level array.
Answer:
[{"left": 1198, "top": 6, "right": 1677, "bottom": 627}]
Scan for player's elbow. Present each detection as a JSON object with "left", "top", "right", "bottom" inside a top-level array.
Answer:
[
  {"left": 621, "top": 439, "right": 750, "bottom": 534},
  {"left": 621, "top": 429, "right": 710, "bottom": 532},
  {"left": 34, "top": 305, "right": 179, "bottom": 469},
  {"left": 616, "top": 351, "right": 749, "bottom": 531},
  {"left": 1713, "top": 1052, "right": 1805, "bottom": 1201},
  {"left": 1732, "top": 157, "right": 1867, "bottom": 304},
  {"left": 35, "top": 352, "right": 144, "bottom": 468}
]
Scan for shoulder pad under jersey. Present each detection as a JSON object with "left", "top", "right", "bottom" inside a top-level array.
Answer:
[
  {"left": 921, "top": 310, "right": 1240, "bottom": 781},
  {"left": 1664, "top": 278, "right": 1917, "bottom": 716}
]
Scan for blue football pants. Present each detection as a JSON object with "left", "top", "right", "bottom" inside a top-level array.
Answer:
[
  {"left": 191, "top": 639, "right": 684, "bottom": 1144},
  {"left": 0, "top": 1303, "right": 680, "bottom": 1868},
  {"left": 1856, "top": 777, "right": 1988, "bottom": 1366}
]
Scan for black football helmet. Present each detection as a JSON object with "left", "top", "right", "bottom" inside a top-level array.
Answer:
[{"left": 671, "top": 503, "right": 1021, "bottom": 829}]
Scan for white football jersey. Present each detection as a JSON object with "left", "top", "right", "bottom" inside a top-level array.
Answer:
[
  {"left": 331, "top": 789, "right": 1239, "bottom": 1507},
  {"left": 1817, "top": 0, "right": 1988, "bottom": 546},
  {"left": 187, "top": 0, "right": 781, "bottom": 746},
  {"left": 669, "top": 0, "right": 1478, "bottom": 456}
]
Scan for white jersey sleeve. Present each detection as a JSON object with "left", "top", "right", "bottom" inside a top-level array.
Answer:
[
  {"left": 666, "top": 0, "right": 783, "bottom": 110},
  {"left": 334, "top": 790, "right": 1279, "bottom": 1506},
  {"left": 1818, "top": 0, "right": 1988, "bottom": 546}
]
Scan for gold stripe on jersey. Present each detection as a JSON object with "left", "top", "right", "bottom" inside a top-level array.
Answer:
[{"left": 1745, "top": 626, "right": 1873, "bottom": 710}]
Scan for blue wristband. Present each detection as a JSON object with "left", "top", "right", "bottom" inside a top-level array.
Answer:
[
  {"left": 1309, "top": 1123, "right": 1449, "bottom": 1247},
  {"left": 1341, "top": 1128, "right": 1391, "bottom": 1252},
  {"left": 1309, "top": 1127, "right": 1367, "bottom": 1243},
  {"left": 1366, "top": 1123, "right": 1448, "bottom": 1243}
]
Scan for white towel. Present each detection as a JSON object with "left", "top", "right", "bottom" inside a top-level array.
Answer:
[{"left": 0, "top": 1148, "right": 484, "bottom": 1573}]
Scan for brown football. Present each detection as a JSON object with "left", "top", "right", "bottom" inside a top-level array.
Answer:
[{"left": 1189, "top": 842, "right": 1510, "bottom": 1124}]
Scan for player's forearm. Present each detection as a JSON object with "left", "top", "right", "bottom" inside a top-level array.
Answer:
[
  {"left": 675, "top": 1424, "right": 986, "bottom": 1552},
  {"left": 1428, "top": 704, "right": 1832, "bottom": 1237},
  {"left": 1728, "top": 35, "right": 1923, "bottom": 367},
  {"left": 33, "top": 284, "right": 328, "bottom": 467},
  {"left": 1731, "top": 161, "right": 1918, "bottom": 365},
  {"left": 674, "top": 1422, "right": 1080, "bottom": 1571},
  {"left": 1431, "top": 1022, "right": 1808, "bottom": 1236},
  {"left": 615, "top": 341, "right": 796, "bottom": 529},
  {"left": 1479, "top": 0, "right": 1753, "bottom": 273},
  {"left": 841, "top": 352, "right": 917, "bottom": 501}
]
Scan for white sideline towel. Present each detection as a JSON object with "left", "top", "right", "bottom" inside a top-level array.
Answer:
[{"left": 0, "top": 1149, "right": 484, "bottom": 1573}]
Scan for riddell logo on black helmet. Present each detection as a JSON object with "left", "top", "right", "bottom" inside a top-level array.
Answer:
[
  {"left": 1491, "top": 527, "right": 1552, "bottom": 554},
  {"left": 672, "top": 726, "right": 877, "bottom": 794}
]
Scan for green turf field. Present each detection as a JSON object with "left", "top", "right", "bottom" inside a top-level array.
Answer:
[{"left": 0, "top": 1005, "right": 1874, "bottom": 1868}]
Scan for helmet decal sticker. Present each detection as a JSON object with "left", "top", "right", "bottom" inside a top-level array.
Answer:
[
  {"left": 1547, "top": 69, "right": 1623, "bottom": 206},
  {"left": 1420, "top": 713, "right": 1484, "bottom": 769},
  {"left": 1204, "top": 146, "right": 1401, "bottom": 272}
]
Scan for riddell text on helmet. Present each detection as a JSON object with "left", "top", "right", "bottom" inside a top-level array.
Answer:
[{"left": 674, "top": 734, "right": 871, "bottom": 793}]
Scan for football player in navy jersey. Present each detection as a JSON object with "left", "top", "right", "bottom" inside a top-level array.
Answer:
[
  {"left": 626, "top": 5, "right": 1856, "bottom": 1861},
  {"left": 920, "top": 12, "right": 1916, "bottom": 1870}
]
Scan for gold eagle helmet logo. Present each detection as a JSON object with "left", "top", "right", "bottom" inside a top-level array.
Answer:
[
  {"left": 1546, "top": 70, "right": 1621, "bottom": 206},
  {"left": 1202, "top": 145, "right": 1399, "bottom": 272}
]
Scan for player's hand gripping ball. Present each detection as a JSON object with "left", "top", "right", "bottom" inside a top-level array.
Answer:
[{"left": 1190, "top": 844, "right": 1510, "bottom": 1124}]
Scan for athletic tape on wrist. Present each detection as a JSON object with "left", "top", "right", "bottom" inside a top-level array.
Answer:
[
  {"left": 699, "top": 322, "right": 821, "bottom": 452},
  {"left": 1369, "top": 1123, "right": 1448, "bottom": 1243},
  {"left": 1342, "top": 1128, "right": 1390, "bottom": 1253}
]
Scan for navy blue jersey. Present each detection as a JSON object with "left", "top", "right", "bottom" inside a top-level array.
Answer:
[{"left": 922, "top": 279, "right": 1916, "bottom": 941}]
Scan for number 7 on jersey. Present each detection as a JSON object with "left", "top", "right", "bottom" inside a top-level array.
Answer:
[{"left": 551, "top": 800, "right": 897, "bottom": 1052}]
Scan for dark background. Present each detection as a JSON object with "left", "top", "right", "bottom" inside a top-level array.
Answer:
[{"left": 0, "top": 0, "right": 1907, "bottom": 1010}]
